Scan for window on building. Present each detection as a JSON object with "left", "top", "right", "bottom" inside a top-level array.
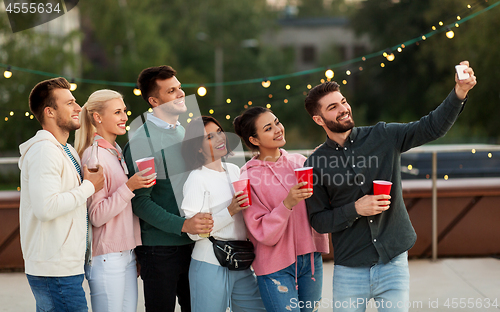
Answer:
[{"left": 302, "top": 45, "right": 316, "bottom": 64}]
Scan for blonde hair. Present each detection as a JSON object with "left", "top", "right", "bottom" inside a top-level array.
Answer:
[{"left": 75, "top": 89, "right": 123, "bottom": 157}]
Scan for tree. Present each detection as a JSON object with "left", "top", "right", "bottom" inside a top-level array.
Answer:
[{"left": 350, "top": 0, "right": 500, "bottom": 143}]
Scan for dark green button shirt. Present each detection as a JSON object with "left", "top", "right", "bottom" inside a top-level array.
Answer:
[{"left": 305, "top": 89, "right": 466, "bottom": 267}]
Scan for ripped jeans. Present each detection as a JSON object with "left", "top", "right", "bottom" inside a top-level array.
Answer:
[{"left": 257, "top": 252, "right": 323, "bottom": 312}]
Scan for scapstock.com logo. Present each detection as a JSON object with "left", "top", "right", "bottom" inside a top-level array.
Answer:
[{"left": 4, "top": 0, "right": 79, "bottom": 33}]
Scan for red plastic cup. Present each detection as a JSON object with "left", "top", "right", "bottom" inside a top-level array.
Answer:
[
  {"left": 232, "top": 179, "right": 252, "bottom": 207},
  {"left": 373, "top": 180, "right": 392, "bottom": 195},
  {"left": 294, "top": 167, "right": 313, "bottom": 193},
  {"left": 135, "top": 157, "right": 156, "bottom": 185}
]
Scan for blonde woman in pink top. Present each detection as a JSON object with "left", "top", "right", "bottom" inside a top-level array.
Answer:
[
  {"left": 75, "top": 90, "right": 155, "bottom": 312},
  {"left": 234, "top": 107, "right": 329, "bottom": 312}
]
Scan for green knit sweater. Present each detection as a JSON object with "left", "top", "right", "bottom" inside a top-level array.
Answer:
[{"left": 123, "top": 120, "right": 192, "bottom": 246}]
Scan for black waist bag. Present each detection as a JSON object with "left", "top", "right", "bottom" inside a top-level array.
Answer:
[{"left": 209, "top": 236, "right": 255, "bottom": 270}]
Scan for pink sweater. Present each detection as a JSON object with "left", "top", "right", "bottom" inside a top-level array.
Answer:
[
  {"left": 240, "top": 149, "right": 329, "bottom": 276},
  {"left": 82, "top": 144, "right": 141, "bottom": 257}
]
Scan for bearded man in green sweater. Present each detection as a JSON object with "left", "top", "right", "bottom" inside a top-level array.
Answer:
[{"left": 123, "top": 65, "right": 212, "bottom": 312}]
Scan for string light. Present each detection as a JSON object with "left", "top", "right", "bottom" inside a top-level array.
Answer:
[
  {"left": 225, "top": 115, "right": 230, "bottom": 120},
  {"left": 4, "top": 117, "right": 8, "bottom": 121},
  {"left": 197, "top": 86, "right": 207, "bottom": 97},
  {"left": 408, "top": 165, "right": 413, "bottom": 170},
  {"left": 385, "top": 49, "right": 395, "bottom": 61},
  {"left": 444, "top": 175, "right": 449, "bottom": 180},
  {"left": 69, "top": 79, "right": 77, "bottom": 91},
  {"left": 30, "top": 115, "right": 34, "bottom": 119},
  {"left": 346, "top": 70, "right": 351, "bottom": 75},
  {"left": 266, "top": 104, "right": 271, "bottom": 108},
  {"left": 325, "top": 69, "right": 334, "bottom": 79},
  {"left": 359, "top": 67, "right": 363, "bottom": 71},
  {"left": 3, "top": 66, "right": 12, "bottom": 79},
  {"left": 307, "top": 84, "right": 312, "bottom": 89},
  {"left": 284, "top": 99, "right": 288, "bottom": 103},
  {"left": 25, "top": 112, "right": 29, "bottom": 116},
  {"left": 268, "top": 94, "right": 273, "bottom": 98},
  {"left": 446, "top": 28, "right": 455, "bottom": 39},
  {"left": 133, "top": 87, "right": 141, "bottom": 96},
  {"left": 380, "top": 63, "right": 386, "bottom": 67},
  {"left": 248, "top": 101, "right": 252, "bottom": 105},
  {"left": 488, "top": 153, "right": 492, "bottom": 158},
  {"left": 285, "top": 84, "right": 291, "bottom": 90},
  {"left": 471, "top": 149, "right": 476, "bottom": 154},
  {"left": 125, "top": 126, "right": 130, "bottom": 131},
  {"left": 187, "top": 118, "right": 192, "bottom": 123},
  {"left": 432, "top": 26, "right": 436, "bottom": 30},
  {"left": 421, "top": 35, "right": 427, "bottom": 40},
  {"left": 401, "top": 44, "right": 405, "bottom": 48},
  {"left": 397, "top": 47, "right": 403, "bottom": 52},
  {"left": 362, "top": 57, "right": 366, "bottom": 61},
  {"left": 261, "top": 79, "right": 271, "bottom": 88},
  {"left": 127, "top": 111, "right": 132, "bottom": 116},
  {"left": 457, "top": 15, "right": 461, "bottom": 20},
  {"left": 226, "top": 98, "right": 231, "bottom": 104},
  {"left": 342, "top": 80, "right": 347, "bottom": 85},
  {"left": 467, "top": 4, "right": 471, "bottom": 9},
  {"left": 209, "top": 109, "right": 214, "bottom": 114},
  {"left": 9, "top": 111, "right": 14, "bottom": 116},
  {"left": 320, "top": 79, "right": 325, "bottom": 83},
  {"left": 439, "top": 21, "right": 444, "bottom": 26},
  {"left": 455, "top": 23, "right": 459, "bottom": 27},
  {"left": 148, "top": 108, "right": 153, "bottom": 113},
  {"left": 188, "top": 113, "right": 193, "bottom": 117}
]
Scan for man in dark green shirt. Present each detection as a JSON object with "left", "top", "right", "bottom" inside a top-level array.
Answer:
[
  {"left": 123, "top": 65, "right": 213, "bottom": 312},
  {"left": 304, "top": 61, "right": 476, "bottom": 311}
]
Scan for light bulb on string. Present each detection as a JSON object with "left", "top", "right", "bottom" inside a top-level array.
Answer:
[
  {"left": 69, "top": 79, "right": 77, "bottom": 91},
  {"left": 467, "top": 4, "right": 471, "bottom": 9},
  {"left": 25, "top": 112, "right": 29, "bottom": 117},
  {"left": 397, "top": 47, "right": 402, "bottom": 53},
  {"left": 346, "top": 70, "right": 351, "bottom": 76},
  {"left": 285, "top": 84, "right": 291, "bottom": 90},
  {"left": 9, "top": 111, "right": 14, "bottom": 116},
  {"left": 226, "top": 98, "right": 231, "bottom": 104},
  {"left": 133, "top": 86, "right": 141, "bottom": 96},
  {"left": 307, "top": 84, "right": 312, "bottom": 89},
  {"left": 457, "top": 16, "right": 461, "bottom": 20},
  {"left": 325, "top": 69, "right": 334, "bottom": 79},
  {"left": 261, "top": 79, "right": 271, "bottom": 88},
  {"left": 439, "top": 21, "right": 443, "bottom": 26},
  {"left": 197, "top": 86, "right": 207, "bottom": 97},
  {"left": 432, "top": 26, "right": 436, "bottom": 30},
  {"left": 446, "top": 28, "right": 455, "bottom": 39},
  {"left": 384, "top": 49, "right": 395, "bottom": 61},
  {"left": 455, "top": 23, "right": 459, "bottom": 28},
  {"left": 421, "top": 35, "right": 427, "bottom": 40},
  {"left": 4, "top": 66, "right": 12, "bottom": 79},
  {"left": 209, "top": 109, "right": 214, "bottom": 114}
]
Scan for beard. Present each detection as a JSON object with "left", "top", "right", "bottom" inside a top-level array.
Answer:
[
  {"left": 322, "top": 113, "right": 355, "bottom": 133},
  {"left": 56, "top": 115, "right": 80, "bottom": 132}
]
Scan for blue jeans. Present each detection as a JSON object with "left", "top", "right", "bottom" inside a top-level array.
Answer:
[
  {"left": 26, "top": 274, "right": 88, "bottom": 312},
  {"left": 332, "top": 252, "right": 410, "bottom": 312},
  {"left": 257, "top": 252, "right": 324, "bottom": 312},
  {"left": 189, "top": 259, "right": 265, "bottom": 312}
]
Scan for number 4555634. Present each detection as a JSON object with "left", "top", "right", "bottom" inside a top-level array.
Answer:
[
  {"left": 444, "top": 298, "right": 498, "bottom": 309},
  {"left": 5, "top": 2, "right": 61, "bottom": 14}
]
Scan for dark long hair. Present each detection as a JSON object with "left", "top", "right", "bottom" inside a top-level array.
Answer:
[
  {"left": 182, "top": 116, "right": 229, "bottom": 171},
  {"left": 233, "top": 106, "right": 271, "bottom": 151}
]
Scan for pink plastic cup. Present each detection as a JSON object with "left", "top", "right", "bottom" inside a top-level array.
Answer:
[
  {"left": 294, "top": 167, "right": 313, "bottom": 193},
  {"left": 373, "top": 180, "right": 392, "bottom": 196},
  {"left": 135, "top": 157, "right": 156, "bottom": 185},
  {"left": 232, "top": 179, "right": 252, "bottom": 207}
]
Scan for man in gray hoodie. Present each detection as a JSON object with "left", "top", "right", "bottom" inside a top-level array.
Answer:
[{"left": 18, "top": 77, "right": 104, "bottom": 311}]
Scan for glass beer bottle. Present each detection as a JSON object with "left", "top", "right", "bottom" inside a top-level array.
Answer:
[
  {"left": 87, "top": 141, "right": 99, "bottom": 172},
  {"left": 199, "top": 191, "right": 211, "bottom": 238}
]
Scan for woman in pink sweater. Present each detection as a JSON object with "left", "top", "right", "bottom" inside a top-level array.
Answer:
[
  {"left": 234, "top": 107, "right": 329, "bottom": 312},
  {"left": 75, "top": 90, "right": 155, "bottom": 312}
]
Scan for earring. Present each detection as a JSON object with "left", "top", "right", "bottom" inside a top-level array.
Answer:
[{"left": 98, "top": 121, "right": 102, "bottom": 124}]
